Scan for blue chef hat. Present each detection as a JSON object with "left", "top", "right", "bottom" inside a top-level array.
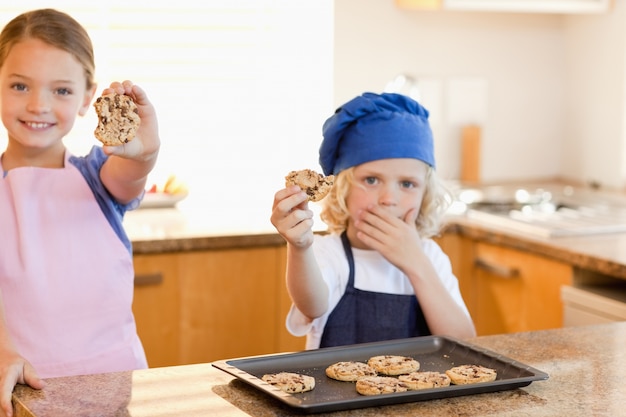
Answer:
[{"left": 319, "top": 92, "right": 435, "bottom": 176}]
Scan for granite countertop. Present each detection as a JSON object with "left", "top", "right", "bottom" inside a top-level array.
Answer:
[
  {"left": 124, "top": 190, "right": 626, "bottom": 280},
  {"left": 12, "top": 322, "right": 626, "bottom": 416},
  {"left": 442, "top": 180, "right": 626, "bottom": 279},
  {"left": 442, "top": 216, "right": 626, "bottom": 279},
  {"left": 123, "top": 208, "right": 288, "bottom": 253}
]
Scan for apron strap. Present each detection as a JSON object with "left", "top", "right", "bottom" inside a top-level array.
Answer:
[{"left": 340, "top": 231, "right": 355, "bottom": 289}]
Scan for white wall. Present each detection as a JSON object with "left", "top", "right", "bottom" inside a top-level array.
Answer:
[
  {"left": 333, "top": 0, "right": 623, "bottom": 187},
  {"left": 563, "top": 1, "right": 626, "bottom": 189},
  {"left": 0, "top": 2, "right": 334, "bottom": 234}
]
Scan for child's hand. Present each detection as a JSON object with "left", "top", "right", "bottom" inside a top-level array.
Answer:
[
  {"left": 354, "top": 205, "right": 423, "bottom": 272},
  {"left": 271, "top": 186, "right": 315, "bottom": 248},
  {"left": 98, "top": 80, "right": 161, "bottom": 203},
  {"left": 100, "top": 80, "right": 160, "bottom": 160},
  {"left": 0, "top": 350, "right": 45, "bottom": 417}
]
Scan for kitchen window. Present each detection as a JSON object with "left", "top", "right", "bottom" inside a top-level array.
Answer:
[{"left": 0, "top": 1, "right": 334, "bottom": 233}]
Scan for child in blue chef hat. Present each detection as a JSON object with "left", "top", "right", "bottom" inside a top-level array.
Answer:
[{"left": 270, "top": 92, "right": 476, "bottom": 349}]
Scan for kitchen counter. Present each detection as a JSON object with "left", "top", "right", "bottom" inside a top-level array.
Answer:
[
  {"left": 124, "top": 202, "right": 626, "bottom": 280},
  {"left": 123, "top": 207, "right": 287, "bottom": 254},
  {"left": 12, "top": 322, "right": 626, "bottom": 416},
  {"left": 442, "top": 216, "right": 626, "bottom": 279},
  {"left": 444, "top": 180, "right": 626, "bottom": 279}
]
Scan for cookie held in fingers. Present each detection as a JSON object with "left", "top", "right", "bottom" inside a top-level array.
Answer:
[
  {"left": 261, "top": 372, "right": 315, "bottom": 393},
  {"left": 93, "top": 93, "right": 140, "bottom": 146},
  {"left": 445, "top": 364, "right": 497, "bottom": 385},
  {"left": 325, "top": 361, "right": 377, "bottom": 382},
  {"left": 285, "top": 169, "right": 335, "bottom": 202}
]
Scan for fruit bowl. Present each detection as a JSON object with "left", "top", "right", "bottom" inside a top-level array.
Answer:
[
  {"left": 139, "top": 192, "right": 187, "bottom": 209},
  {"left": 140, "top": 175, "right": 189, "bottom": 208}
]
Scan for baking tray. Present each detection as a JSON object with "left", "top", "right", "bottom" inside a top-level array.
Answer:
[{"left": 212, "top": 336, "right": 548, "bottom": 414}]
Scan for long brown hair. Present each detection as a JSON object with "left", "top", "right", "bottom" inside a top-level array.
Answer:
[{"left": 0, "top": 8, "right": 95, "bottom": 89}]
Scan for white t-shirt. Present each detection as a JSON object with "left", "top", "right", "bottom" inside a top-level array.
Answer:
[{"left": 286, "top": 233, "right": 471, "bottom": 350}]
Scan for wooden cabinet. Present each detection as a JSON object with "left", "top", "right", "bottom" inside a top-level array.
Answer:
[
  {"left": 436, "top": 233, "right": 573, "bottom": 336},
  {"left": 133, "top": 244, "right": 305, "bottom": 368},
  {"left": 133, "top": 253, "right": 181, "bottom": 368},
  {"left": 134, "top": 230, "right": 574, "bottom": 365},
  {"left": 471, "top": 241, "right": 573, "bottom": 335}
]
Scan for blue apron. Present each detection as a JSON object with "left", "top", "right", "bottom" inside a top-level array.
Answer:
[{"left": 319, "top": 232, "right": 430, "bottom": 348}]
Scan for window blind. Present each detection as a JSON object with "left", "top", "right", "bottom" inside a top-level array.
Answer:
[{"left": 0, "top": 1, "right": 334, "bottom": 233}]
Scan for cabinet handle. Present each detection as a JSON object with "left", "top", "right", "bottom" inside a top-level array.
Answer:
[
  {"left": 134, "top": 273, "right": 163, "bottom": 286},
  {"left": 474, "top": 258, "right": 520, "bottom": 279}
]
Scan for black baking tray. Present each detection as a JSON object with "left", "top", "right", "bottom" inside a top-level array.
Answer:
[{"left": 212, "top": 335, "right": 548, "bottom": 414}]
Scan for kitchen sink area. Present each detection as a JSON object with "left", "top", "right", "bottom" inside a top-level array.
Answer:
[{"left": 449, "top": 183, "right": 626, "bottom": 238}]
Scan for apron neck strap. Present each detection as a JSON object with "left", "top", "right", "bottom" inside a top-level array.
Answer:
[{"left": 340, "top": 231, "right": 356, "bottom": 287}]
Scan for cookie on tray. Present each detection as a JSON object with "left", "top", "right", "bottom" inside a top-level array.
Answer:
[
  {"left": 325, "top": 361, "right": 377, "bottom": 382},
  {"left": 261, "top": 372, "right": 315, "bottom": 393},
  {"left": 366, "top": 355, "right": 420, "bottom": 376},
  {"left": 355, "top": 376, "right": 411, "bottom": 396},
  {"left": 93, "top": 93, "right": 140, "bottom": 146},
  {"left": 398, "top": 371, "right": 451, "bottom": 390},
  {"left": 445, "top": 364, "right": 497, "bottom": 385},
  {"left": 285, "top": 169, "right": 335, "bottom": 202}
]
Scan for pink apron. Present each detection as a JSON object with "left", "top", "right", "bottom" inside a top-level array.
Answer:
[{"left": 0, "top": 153, "right": 147, "bottom": 378}]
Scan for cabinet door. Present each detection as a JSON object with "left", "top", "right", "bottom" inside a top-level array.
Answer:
[
  {"left": 434, "top": 233, "right": 475, "bottom": 310},
  {"left": 472, "top": 242, "right": 572, "bottom": 335},
  {"left": 134, "top": 245, "right": 307, "bottom": 368},
  {"left": 276, "top": 245, "right": 307, "bottom": 353},
  {"left": 133, "top": 253, "right": 181, "bottom": 368},
  {"left": 176, "top": 247, "right": 281, "bottom": 363}
]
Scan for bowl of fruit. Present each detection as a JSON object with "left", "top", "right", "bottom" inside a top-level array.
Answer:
[{"left": 140, "top": 175, "right": 189, "bottom": 209}]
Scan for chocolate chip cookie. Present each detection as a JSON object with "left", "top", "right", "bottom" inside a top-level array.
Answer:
[
  {"left": 285, "top": 169, "right": 335, "bottom": 202},
  {"left": 367, "top": 355, "right": 420, "bottom": 376},
  {"left": 445, "top": 364, "right": 497, "bottom": 385},
  {"left": 325, "top": 361, "right": 377, "bottom": 382},
  {"left": 93, "top": 93, "right": 140, "bottom": 146},
  {"left": 261, "top": 372, "right": 315, "bottom": 393}
]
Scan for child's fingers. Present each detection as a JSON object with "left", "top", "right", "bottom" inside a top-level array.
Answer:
[
  {"left": 403, "top": 208, "right": 419, "bottom": 224},
  {"left": 272, "top": 187, "right": 307, "bottom": 212},
  {"left": 100, "top": 80, "right": 135, "bottom": 97},
  {"left": 23, "top": 363, "right": 45, "bottom": 390}
]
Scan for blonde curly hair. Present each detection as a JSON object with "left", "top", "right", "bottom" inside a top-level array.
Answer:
[{"left": 319, "top": 165, "right": 451, "bottom": 238}]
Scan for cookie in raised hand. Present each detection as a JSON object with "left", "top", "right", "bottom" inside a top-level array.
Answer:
[
  {"left": 285, "top": 169, "right": 334, "bottom": 202},
  {"left": 94, "top": 93, "right": 140, "bottom": 146}
]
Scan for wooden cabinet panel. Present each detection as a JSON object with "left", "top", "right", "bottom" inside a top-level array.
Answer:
[
  {"left": 133, "top": 253, "right": 181, "bottom": 368},
  {"left": 436, "top": 233, "right": 573, "bottom": 336},
  {"left": 472, "top": 243, "right": 524, "bottom": 334},
  {"left": 132, "top": 244, "right": 306, "bottom": 368},
  {"left": 177, "top": 247, "right": 279, "bottom": 363},
  {"left": 276, "top": 245, "right": 307, "bottom": 353},
  {"left": 434, "top": 233, "right": 475, "bottom": 309},
  {"left": 472, "top": 241, "right": 573, "bottom": 335}
]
